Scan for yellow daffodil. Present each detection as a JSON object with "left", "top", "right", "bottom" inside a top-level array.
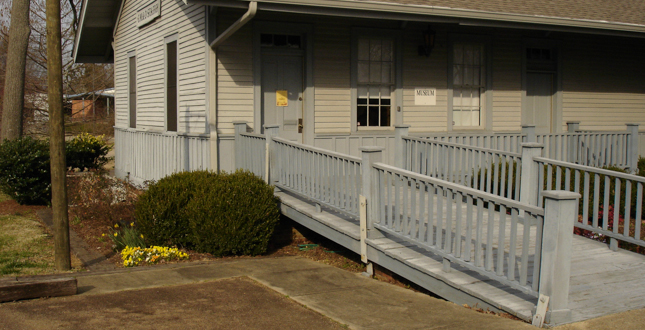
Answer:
[
  {"left": 114, "top": 232, "right": 118, "bottom": 237},
  {"left": 114, "top": 224, "right": 119, "bottom": 228},
  {"left": 130, "top": 222, "right": 134, "bottom": 227},
  {"left": 101, "top": 233, "right": 105, "bottom": 237},
  {"left": 140, "top": 234, "right": 144, "bottom": 239}
]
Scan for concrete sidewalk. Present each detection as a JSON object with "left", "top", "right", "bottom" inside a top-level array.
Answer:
[
  {"left": 1, "top": 256, "right": 534, "bottom": 330},
  {"left": 2, "top": 256, "right": 644, "bottom": 329}
]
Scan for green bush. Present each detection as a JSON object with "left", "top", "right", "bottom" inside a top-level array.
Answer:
[
  {"left": 0, "top": 137, "right": 51, "bottom": 205},
  {"left": 134, "top": 170, "right": 280, "bottom": 257},
  {"left": 66, "top": 133, "right": 111, "bottom": 171},
  {"left": 135, "top": 171, "right": 218, "bottom": 248},
  {"left": 186, "top": 170, "right": 280, "bottom": 256}
]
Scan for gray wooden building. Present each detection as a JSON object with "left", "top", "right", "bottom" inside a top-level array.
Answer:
[{"left": 73, "top": 0, "right": 645, "bottom": 183}]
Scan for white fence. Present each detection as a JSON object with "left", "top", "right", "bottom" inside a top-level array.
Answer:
[{"left": 114, "top": 127, "right": 210, "bottom": 184}]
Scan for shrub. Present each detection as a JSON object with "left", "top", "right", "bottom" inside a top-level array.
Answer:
[
  {"left": 135, "top": 171, "right": 219, "bottom": 248},
  {"left": 68, "top": 172, "right": 139, "bottom": 226},
  {"left": 66, "top": 133, "right": 112, "bottom": 171},
  {"left": 186, "top": 170, "right": 280, "bottom": 256},
  {"left": 0, "top": 137, "right": 51, "bottom": 205}
]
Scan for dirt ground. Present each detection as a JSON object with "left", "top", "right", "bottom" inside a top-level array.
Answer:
[{"left": 0, "top": 277, "right": 345, "bottom": 330}]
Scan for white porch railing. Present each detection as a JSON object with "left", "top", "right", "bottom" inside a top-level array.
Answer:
[
  {"left": 402, "top": 134, "right": 522, "bottom": 201},
  {"left": 236, "top": 131, "right": 266, "bottom": 178},
  {"left": 533, "top": 157, "right": 645, "bottom": 251},
  {"left": 371, "top": 162, "right": 544, "bottom": 296},
  {"left": 233, "top": 123, "right": 581, "bottom": 320},
  {"left": 114, "top": 127, "right": 210, "bottom": 184}
]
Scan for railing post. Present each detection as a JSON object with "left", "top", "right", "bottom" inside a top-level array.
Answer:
[
  {"left": 522, "top": 125, "right": 536, "bottom": 143},
  {"left": 395, "top": 125, "right": 410, "bottom": 169},
  {"left": 566, "top": 122, "right": 580, "bottom": 163},
  {"left": 233, "top": 121, "right": 248, "bottom": 170},
  {"left": 520, "top": 142, "right": 544, "bottom": 206},
  {"left": 539, "top": 190, "right": 580, "bottom": 325},
  {"left": 626, "top": 123, "right": 639, "bottom": 174},
  {"left": 264, "top": 125, "right": 280, "bottom": 184},
  {"left": 360, "top": 146, "right": 385, "bottom": 239}
]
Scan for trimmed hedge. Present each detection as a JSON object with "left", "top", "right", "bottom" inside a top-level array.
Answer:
[
  {"left": 135, "top": 170, "right": 280, "bottom": 256},
  {"left": 135, "top": 171, "right": 218, "bottom": 247},
  {"left": 187, "top": 170, "right": 280, "bottom": 256},
  {"left": 0, "top": 137, "right": 51, "bottom": 205}
]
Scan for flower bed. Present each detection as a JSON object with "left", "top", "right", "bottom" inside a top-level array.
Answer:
[{"left": 121, "top": 246, "right": 189, "bottom": 267}]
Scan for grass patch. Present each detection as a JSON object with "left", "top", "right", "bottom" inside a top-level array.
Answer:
[{"left": 0, "top": 214, "right": 83, "bottom": 276}]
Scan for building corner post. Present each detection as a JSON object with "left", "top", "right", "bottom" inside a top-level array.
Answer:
[
  {"left": 233, "top": 121, "right": 248, "bottom": 170},
  {"left": 539, "top": 190, "right": 580, "bottom": 326},
  {"left": 519, "top": 142, "right": 544, "bottom": 206},
  {"left": 394, "top": 125, "right": 410, "bottom": 170},
  {"left": 626, "top": 123, "right": 639, "bottom": 174},
  {"left": 264, "top": 125, "right": 280, "bottom": 184}
]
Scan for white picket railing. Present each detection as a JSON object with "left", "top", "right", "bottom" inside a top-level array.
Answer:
[
  {"left": 536, "top": 131, "right": 631, "bottom": 168},
  {"left": 237, "top": 132, "right": 266, "bottom": 179},
  {"left": 403, "top": 136, "right": 522, "bottom": 201},
  {"left": 534, "top": 157, "right": 645, "bottom": 250},
  {"left": 114, "top": 127, "right": 210, "bottom": 184},
  {"left": 273, "top": 137, "right": 363, "bottom": 218},
  {"left": 372, "top": 162, "right": 545, "bottom": 296}
]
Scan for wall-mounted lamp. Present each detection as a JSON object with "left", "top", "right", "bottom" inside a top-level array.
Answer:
[{"left": 418, "top": 26, "right": 436, "bottom": 57}]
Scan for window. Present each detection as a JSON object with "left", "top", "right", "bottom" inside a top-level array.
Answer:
[
  {"left": 260, "top": 34, "right": 301, "bottom": 49},
  {"left": 128, "top": 55, "right": 136, "bottom": 129},
  {"left": 166, "top": 40, "right": 178, "bottom": 132},
  {"left": 452, "top": 43, "right": 484, "bottom": 127},
  {"left": 356, "top": 37, "right": 394, "bottom": 127}
]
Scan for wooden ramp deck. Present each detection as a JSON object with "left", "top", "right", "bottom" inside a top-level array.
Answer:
[{"left": 277, "top": 190, "right": 645, "bottom": 326}]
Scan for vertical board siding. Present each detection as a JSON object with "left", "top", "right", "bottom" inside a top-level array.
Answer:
[
  {"left": 114, "top": 1, "right": 207, "bottom": 133},
  {"left": 114, "top": 128, "right": 210, "bottom": 184}
]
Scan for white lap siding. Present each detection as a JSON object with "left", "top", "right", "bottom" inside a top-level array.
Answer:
[{"left": 113, "top": 0, "right": 207, "bottom": 133}]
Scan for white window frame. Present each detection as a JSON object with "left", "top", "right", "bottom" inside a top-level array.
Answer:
[
  {"left": 127, "top": 50, "right": 137, "bottom": 129},
  {"left": 448, "top": 36, "right": 491, "bottom": 131},
  {"left": 351, "top": 28, "right": 402, "bottom": 132}
]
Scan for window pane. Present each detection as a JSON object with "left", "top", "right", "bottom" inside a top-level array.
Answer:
[
  {"left": 464, "top": 66, "right": 473, "bottom": 86},
  {"left": 471, "top": 89, "right": 480, "bottom": 108},
  {"left": 357, "top": 106, "right": 367, "bottom": 126},
  {"left": 473, "top": 46, "right": 481, "bottom": 65},
  {"left": 382, "top": 40, "right": 393, "bottom": 61},
  {"left": 472, "top": 110, "right": 480, "bottom": 126},
  {"left": 473, "top": 66, "right": 480, "bottom": 86},
  {"left": 274, "top": 34, "right": 287, "bottom": 46},
  {"left": 369, "top": 106, "right": 380, "bottom": 126},
  {"left": 453, "top": 65, "right": 462, "bottom": 85},
  {"left": 380, "top": 106, "right": 390, "bottom": 126},
  {"left": 454, "top": 44, "right": 463, "bottom": 64},
  {"left": 260, "top": 34, "right": 273, "bottom": 46},
  {"left": 381, "top": 98, "right": 391, "bottom": 105},
  {"left": 370, "top": 39, "right": 382, "bottom": 61},
  {"left": 358, "top": 39, "right": 369, "bottom": 61},
  {"left": 370, "top": 62, "right": 382, "bottom": 83},
  {"left": 453, "top": 88, "right": 462, "bottom": 108},
  {"left": 464, "top": 46, "right": 473, "bottom": 65},
  {"left": 288, "top": 35, "right": 301, "bottom": 48},
  {"left": 463, "top": 109, "right": 472, "bottom": 126},
  {"left": 358, "top": 61, "right": 369, "bottom": 83},
  {"left": 453, "top": 110, "right": 462, "bottom": 126},
  {"left": 381, "top": 62, "right": 391, "bottom": 84}
]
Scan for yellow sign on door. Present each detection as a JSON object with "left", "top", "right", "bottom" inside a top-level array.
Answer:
[{"left": 276, "top": 90, "right": 288, "bottom": 107}]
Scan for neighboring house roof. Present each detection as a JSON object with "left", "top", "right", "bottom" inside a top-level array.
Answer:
[
  {"left": 65, "top": 88, "right": 116, "bottom": 100},
  {"left": 74, "top": 0, "right": 645, "bottom": 63}
]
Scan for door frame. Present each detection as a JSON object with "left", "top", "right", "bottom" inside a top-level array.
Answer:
[
  {"left": 521, "top": 39, "right": 562, "bottom": 133},
  {"left": 253, "top": 21, "right": 314, "bottom": 144}
]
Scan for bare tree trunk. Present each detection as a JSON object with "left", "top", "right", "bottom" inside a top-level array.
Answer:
[
  {"left": 47, "top": 0, "right": 70, "bottom": 271},
  {"left": 1, "top": 0, "right": 30, "bottom": 140}
]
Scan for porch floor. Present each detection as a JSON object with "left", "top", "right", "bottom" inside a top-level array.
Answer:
[{"left": 276, "top": 190, "right": 645, "bottom": 326}]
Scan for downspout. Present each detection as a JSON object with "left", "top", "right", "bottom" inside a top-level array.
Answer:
[{"left": 210, "top": 1, "right": 257, "bottom": 49}]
